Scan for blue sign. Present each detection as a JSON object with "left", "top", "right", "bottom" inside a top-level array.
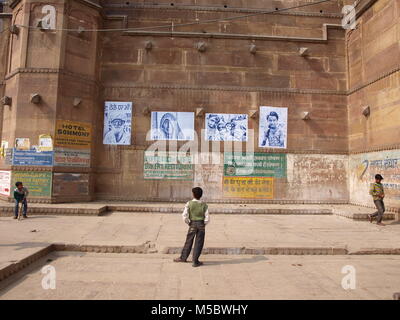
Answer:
[{"left": 12, "top": 149, "right": 54, "bottom": 166}]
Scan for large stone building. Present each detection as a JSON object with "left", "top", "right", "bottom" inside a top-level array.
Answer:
[{"left": 0, "top": 0, "right": 399, "bottom": 211}]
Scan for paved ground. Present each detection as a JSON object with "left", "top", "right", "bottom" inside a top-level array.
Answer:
[
  {"left": 1, "top": 211, "right": 399, "bottom": 300},
  {"left": 1, "top": 212, "right": 400, "bottom": 265},
  {"left": 0, "top": 252, "right": 399, "bottom": 300}
]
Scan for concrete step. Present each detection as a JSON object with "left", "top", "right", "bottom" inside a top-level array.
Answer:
[
  {"left": 0, "top": 203, "right": 396, "bottom": 220},
  {"left": 2, "top": 243, "right": 400, "bottom": 284}
]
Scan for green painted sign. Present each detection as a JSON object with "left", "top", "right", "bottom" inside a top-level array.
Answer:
[
  {"left": 11, "top": 171, "right": 52, "bottom": 197},
  {"left": 224, "top": 152, "right": 287, "bottom": 178},
  {"left": 144, "top": 151, "right": 194, "bottom": 180}
]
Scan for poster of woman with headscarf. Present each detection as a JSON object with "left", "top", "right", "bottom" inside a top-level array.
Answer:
[
  {"left": 103, "top": 101, "right": 132, "bottom": 145},
  {"left": 151, "top": 112, "right": 194, "bottom": 141},
  {"left": 205, "top": 113, "right": 248, "bottom": 141},
  {"left": 259, "top": 106, "right": 288, "bottom": 149}
]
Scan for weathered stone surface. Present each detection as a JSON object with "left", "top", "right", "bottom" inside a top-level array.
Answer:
[{"left": 0, "top": 0, "right": 398, "bottom": 204}]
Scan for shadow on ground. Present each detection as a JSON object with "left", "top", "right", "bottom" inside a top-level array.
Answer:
[{"left": 202, "top": 255, "right": 268, "bottom": 266}]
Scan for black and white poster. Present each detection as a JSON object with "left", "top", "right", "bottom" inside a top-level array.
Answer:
[
  {"left": 259, "top": 106, "right": 288, "bottom": 149},
  {"left": 151, "top": 112, "right": 195, "bottom": 141},
  {"left": 103, "top": 101, "right": 132, "bottom": 145},
  {"left": 205, "top": 113, "right": 248, "bottom": 141}
]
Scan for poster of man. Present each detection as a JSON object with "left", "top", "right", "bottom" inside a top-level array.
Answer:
[
  {"left": 151, "top": 112, "right": 194, "bottom": 141},
  {"left": 205, "top": 113, "right": 248, "bottom": 141},
  {"left": 259, "top": 106, "right": 288, "bottom": 149},
  {"left": 103, "top": 102, "right": 132, "bottom": 145}
]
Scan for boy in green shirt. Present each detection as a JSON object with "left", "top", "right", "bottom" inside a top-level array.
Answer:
[
  {"left": 174, "top": 187, "right": 210, "bottom": 267},
  {"left": 13, "top": 181, "right": 29, "bottom": 219},
  {"left": 368, "top": 174, "right": 385, "bottom": 226}
]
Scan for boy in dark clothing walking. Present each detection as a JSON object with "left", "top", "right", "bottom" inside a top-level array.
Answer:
[
  {"left": 369, "top": 174, "right": 385, "bottom": 226},
  {"left": 13, "top": 181, "right": 29, "bottom": 219},
  {"left": 174, "top": 187, "right": 210, "bottom": 267}
]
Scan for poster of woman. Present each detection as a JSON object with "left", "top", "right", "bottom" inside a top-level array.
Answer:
[
  {"left": 259, "top": 106, "right": 288, "bottom": 149},
  {"left": 151, "top": 112, "right": 194, "bottom": 141}
]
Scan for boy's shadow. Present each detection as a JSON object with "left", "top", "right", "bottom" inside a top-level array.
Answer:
[{"left": 203, "top": 255, "right": 268, "bottom": 266}]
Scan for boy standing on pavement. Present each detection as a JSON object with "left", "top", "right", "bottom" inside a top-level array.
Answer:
[
  {"left": 13, "top": 181, "right": 29, "bottom": 219},
  {"left": 174, "top": 187, "right": 210, "bottom": 267},
  {"left": 369, "top": 174, "right": 385, "bottom": 226}
]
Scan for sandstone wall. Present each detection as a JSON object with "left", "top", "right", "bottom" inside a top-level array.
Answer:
[
  {"left": 347, "top": 0, "right": 400, "bottom": 210},
  {"left": 94, "top": 0, "right": 349, "bottom": 203},
  {"left": 0, "top": 11, "right": 11, "bottom": 142}
]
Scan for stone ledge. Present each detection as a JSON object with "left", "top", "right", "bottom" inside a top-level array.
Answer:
[
  {"left": 0, "top": 203, "right": 396, "bottom": 221},
  {"left": 0, "top": 244, "right": 54, "bottom": 282},
  {"left": 0, "top": 206, "right": 105, "bottom": 216},
  {"left": 162, "top": 246, "right": 348, "bottom": 255},
  {"left": 107, "top": 206, "right": 333, "bottom": 215},
  {"left": 333, "top": 210, "right": 396, "bottom": 221},
  {"left": 3, "top": 243, "right": 400, "bottom": 283},
  {"left": 104, "top": 3, "right": 342, "bottom": 18},
  {"left": 349, "top": 248, "right": 400, "bottom": 255},
  {"left": 123, "top": 24, "right": 343, "bottom": 43}
]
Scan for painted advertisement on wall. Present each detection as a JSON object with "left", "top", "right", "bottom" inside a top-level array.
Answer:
[
  {"left": 287, "top": 154, "right": 348, "bottom": 201},
  {"left": 151, "top": 112, "right": 194, "bottom": 141},
  {"left": 12, "top": 149, "right": 54, "bottom": 166},
  {"left": 52, "top": 173, "right": 89, "bottom": 197},
  {"left": 103, "top": 101, "right": 132, "bottom": 145},
  {"left": 194, "top": 155, "right": 224, "bottom": 199},
  {"left": 54, "top": 148, "right": 90, "bottom": 167},
  {"left": 54, "top": 120, "right": 92, "bottom": 150},
  {"left": 223, "top": 176, "right": 274, "bottom": 199},
  {"left": 11, "top": 171, "right": 52, "bottom": 197},
  {"left": 224, "top": 152, "right": 286, "bottom": 178},
  {"left": 350, "top": 150, "right": 400, "bottom": 206},
  {"left": 259, "top": 106, "right": 288, "bottom": 149},
  {"left": 0, "top": 170, "right": 11, "bottom": 196},
  {"left": 144, "top": 151, "right": 194, "bottom": 180},
  {"left": 205, "top": 113, "right": 248, "bottom": 141}
]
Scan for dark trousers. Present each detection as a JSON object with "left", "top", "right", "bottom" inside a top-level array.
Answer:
[
  {"left": 180, "top": 221, "right": 205, "bottom": 263},
  {"left": 371, "top": 200, "right": 385, "bottom": 223},
  {"left": 14, "top": 199, "right": 27, "bottom": 217}
]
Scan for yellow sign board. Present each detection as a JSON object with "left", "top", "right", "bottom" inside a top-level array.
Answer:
[
  {"left": 54, "top": 120, "right": 91, "bottom": 150},
  {"left": 223, "top": 176, "right": 274, "bottom": 199}
]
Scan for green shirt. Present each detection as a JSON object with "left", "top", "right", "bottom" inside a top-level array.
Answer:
[
  {"left": 187, "top": 200, "right": 208, "bottom": 221},
  {"left": 14, "top": 187, "right": 29, "bottom": 202},
  {"left": 369, "top": 182, "right": 384, "bottom": 201}
]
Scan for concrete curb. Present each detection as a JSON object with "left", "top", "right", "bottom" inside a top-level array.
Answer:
[
  {"left": 0, "top": 206, "right": 106, "bottom": 216},
  {"left": 53, "top": 242, "right": 158, "bottom": 254},
  {"left": 2, "top": 243, "right": 400, "bottom": 284},
  {"left": 0, "top": 204, "right": 396, "bottom": 221},
  {"left": 333, "top": 211, "right": 395, "bottom": 221},
  {"left": 161, "top": 246, "right": 348, "bottom": 255},
  {"left": 107, "top": 206, "right": 334, "bottom": 215},
  {"left": 0, "top": 244, "right": 54, "bottom": 282},
  {"left": 349, "top": 248, "right": 400, "bottom": 255}
]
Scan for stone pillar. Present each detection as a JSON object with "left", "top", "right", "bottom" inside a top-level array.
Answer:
[{"left": 0, "top": 0, "right": 101, "bottom": 203}]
